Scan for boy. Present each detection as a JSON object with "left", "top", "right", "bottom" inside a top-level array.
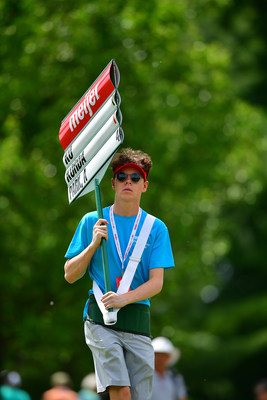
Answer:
[{"left": 64, "top": 148, "right": 174, "bottom": 400}]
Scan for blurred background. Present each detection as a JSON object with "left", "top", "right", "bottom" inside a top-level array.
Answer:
[{"left": 1, "top": 0, "right": 267, "bottom": 399}]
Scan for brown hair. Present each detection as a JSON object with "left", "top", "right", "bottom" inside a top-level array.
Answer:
[{"left": 111, "top": 148, "right": 152, "bottom": 177}]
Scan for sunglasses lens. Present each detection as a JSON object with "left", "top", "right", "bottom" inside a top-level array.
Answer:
[
  {"left": 131, "top": 173, "right": 141, "bottom": 182},
  {"left": 116, "top": 172, "right": 142, "bottom": 182},
  {"left": 116, "top": 172, "right": 127, "bottom": 182}
]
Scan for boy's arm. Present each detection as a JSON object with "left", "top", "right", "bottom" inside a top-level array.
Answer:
[
  {"left": 64, "top": 218, "right": 108, "bottom": 284},
  {"left": 101, "top": 267, "right": 164, "bottom": 309},
  {"left": 64, "top": 243, "right": 97, "bottom": 283}
]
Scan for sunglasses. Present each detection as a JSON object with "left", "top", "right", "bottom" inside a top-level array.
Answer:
[{"left": 116, "top": 172, "right": 142, "bottom": 183}]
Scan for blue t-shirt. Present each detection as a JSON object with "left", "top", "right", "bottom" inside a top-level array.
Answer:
[{"left": 65, "top": 206, "right": 175, "bottom": 307}]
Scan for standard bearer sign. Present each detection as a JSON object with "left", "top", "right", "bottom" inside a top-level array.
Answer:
[{"left": 59, "top": 60, "right": 124, "bottom": 203}]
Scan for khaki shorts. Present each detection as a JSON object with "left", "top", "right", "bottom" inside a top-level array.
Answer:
[{"left": 84, "top": 321, "right": 154, "bottom": 400}]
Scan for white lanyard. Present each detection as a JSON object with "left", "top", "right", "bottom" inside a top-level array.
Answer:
[{"left": 109, "top": 205, "right": 142, "bottom": 274}]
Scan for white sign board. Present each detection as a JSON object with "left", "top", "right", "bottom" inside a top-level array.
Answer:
[{"left": 59, "top": 60, "right": 123, "bottom": 203}]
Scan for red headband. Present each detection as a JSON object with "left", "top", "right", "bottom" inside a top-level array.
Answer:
[{"left": 113, "top": 163, "right": 147, "bottom": 180}]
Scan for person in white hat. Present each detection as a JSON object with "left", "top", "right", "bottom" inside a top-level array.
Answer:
[{"left": 151, "top": 337, "right": 188, "bottom": 400}]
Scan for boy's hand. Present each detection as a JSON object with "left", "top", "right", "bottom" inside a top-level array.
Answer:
[
  {"left": 101, "top": 291, "right": 126, "bottom": 309},
  {"left": 92, "top": 219, "right": 108, "bottom": 249}
]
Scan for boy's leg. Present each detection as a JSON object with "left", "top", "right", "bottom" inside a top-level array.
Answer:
[
  {"left": 124, "top": 333, "right": 154, "bottom": 400},
  {"left": 84, "top": 321, "right": 154, "bottom": 399},
  {"left": 84, "top": 322, "right": 131, "bottom": 393},
  {"left": 108, "top": 386, "right": 131, "bottom": 400}
]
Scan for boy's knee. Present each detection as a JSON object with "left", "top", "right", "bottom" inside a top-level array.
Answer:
[{"left": 108, "top": 385, "right": 131, "bottom": 400}]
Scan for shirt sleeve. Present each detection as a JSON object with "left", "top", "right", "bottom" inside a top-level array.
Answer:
[{"left": 65, "top": 213, "right": 94, "bottom": 259}]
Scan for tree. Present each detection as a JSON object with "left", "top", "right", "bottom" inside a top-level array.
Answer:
[{"left": 1, "top": 0, "right": 267, "bottom": 399}]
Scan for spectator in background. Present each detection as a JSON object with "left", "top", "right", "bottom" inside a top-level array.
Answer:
[
  {"left": 41, "top": 371, "right": 78, "bottom": 400},
  {"left": 254, "top": 379, "right": 267, "bottom": 400},
  {"left": 79, "top": 373, "right": 100, "bottom": 400},
  {"left": 151, "top": 337, "right": 188, "bottom": 400},
  {"left": 0, "top": 370, "right": 31, "bottom": 400}
]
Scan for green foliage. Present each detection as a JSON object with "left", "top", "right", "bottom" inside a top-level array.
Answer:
[{"left": 1, "top": 1, "right": 267, "bottom": 399}]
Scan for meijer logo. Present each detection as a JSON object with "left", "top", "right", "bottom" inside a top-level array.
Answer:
[{"left": 69, "top": 84, "right": 100, "bottom": 132}]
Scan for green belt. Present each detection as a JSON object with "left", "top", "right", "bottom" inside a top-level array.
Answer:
[{"left": 87, "top": 294, "right": 151, "bottom": 337}]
